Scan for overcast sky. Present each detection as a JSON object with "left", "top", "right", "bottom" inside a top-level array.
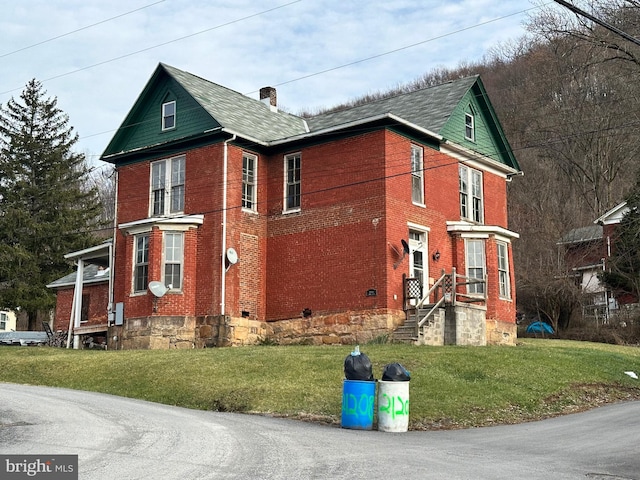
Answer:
[{"left": 1, "top": 1, "right": 546, "bottom": 168}]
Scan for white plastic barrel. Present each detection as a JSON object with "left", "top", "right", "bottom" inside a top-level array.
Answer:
[{"left": 377, "top": 380, "right": 409, "bottom": 432}]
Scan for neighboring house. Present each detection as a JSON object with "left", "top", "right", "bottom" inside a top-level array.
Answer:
[
  {"left": 0, "top": 310, "right": 17, "bottom": 332},
  {"left": 53, "top": 63, "right": 521, "bottom": 349},
  {"left": 47, "top": 241, "right": 112, "bottom": 348},
  {"left": 559, "top": 201, "right": 633, "bottom": 322}
]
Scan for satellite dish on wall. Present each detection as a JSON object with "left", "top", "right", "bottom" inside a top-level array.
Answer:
[
  {"left": 149, "top": 281, "right": 169, "bottom": 298},
  {"left": 226, "top": 247, "right": 239, "bottom": 265}
]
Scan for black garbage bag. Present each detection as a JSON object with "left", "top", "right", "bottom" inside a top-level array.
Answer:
[
  {"left": 344, "top": 346, "right": 374, "bottom": 381},
  {"left": 382, "top": 363, "right": 410, "bottom": 382}
]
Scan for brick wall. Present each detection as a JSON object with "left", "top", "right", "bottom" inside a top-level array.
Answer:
[
  {"left": 52, "top": 282, "right": 109, "bottom": 331},
  {"left": 108, "top": 127, "right": 517, "bottom": 346}
]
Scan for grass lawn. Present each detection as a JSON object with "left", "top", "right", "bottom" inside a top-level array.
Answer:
[{"left": 1, "top": 339, "right": 640, "bottom": 430}]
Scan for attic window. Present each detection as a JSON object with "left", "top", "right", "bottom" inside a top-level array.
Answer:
[
  {"left": 464, "top": 112, "right": 475, "bottom": 142},
  {"left": 162, "top": 101, "right": 176, "bottom": 130}
]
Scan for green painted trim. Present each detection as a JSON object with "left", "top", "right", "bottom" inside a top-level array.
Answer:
[
  {"left": 439, "top": 78, "right": 519, "bottom": 171},
  {"left": 102, "top": 65, "right": 220, "bottom": 159}
]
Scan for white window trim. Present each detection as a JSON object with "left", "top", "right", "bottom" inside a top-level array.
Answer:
[
  {"left": 497, "top": 241, "right": 511, "bottom": 299},
  {"left": 465, "top": 112, "right": 475, "bottom": 142},
  {"left": 132, "top": 233, "right": 150, "bottom": 295},
  {"left": 283, "top": 152, "right": 301, "bottom": 213},
  {"left": 459, "top": 164, "right": 484, "bottom": 224},
  {"left": 162, "top": 101, "right": 176, "bottom": 131},
  {"left": 242, "top": 152, "right": 258, "bottom": 213},
  {"left": 411, "top": 144, "right": 425, "bottom": 206},
  {"left": 162, "top": 231, "right": 184, "bottom": 292},
  {"left": 150, "top": 155, "right": 185, "bottom": 218},
  {"left": 408, "top": 230, "right": 428, "bottom": 280},
  {"left": 465, "top": 238, "right": 486, "bottom": 296}
]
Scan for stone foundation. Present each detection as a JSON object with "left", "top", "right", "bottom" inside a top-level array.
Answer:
[
  {"left": 419, "top": 309, "right": 445, "bottom": 346},
  {"left": 418, "top": 304, "right": 488, "bottom": 346},
  {"left": 108, "top": 314, "right": 266, "bottom": 349},
  {"left": 106, "top": 308, "right": 514, "bottom": 349},
  {"left": 486, "top": 318, "right": 517, "bottom": 346},
  {"left": 266, "top": 309, "right": 405, "bottom": 346}
]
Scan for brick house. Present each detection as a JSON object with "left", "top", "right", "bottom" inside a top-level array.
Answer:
[
  {"left": 52, "top": 63, "right": 521, "bottom": 348},
  {"left": 559, "top": 202, "right": 636, "bottom": 322},
  {"left": 47, "top": 241, "right": 112, "bottom": 348}
]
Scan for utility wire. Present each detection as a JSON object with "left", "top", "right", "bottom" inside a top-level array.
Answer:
[
  {"left": 0, "top": 1, "right": 167, "bottom": 59},
  {"left": 552, "top": 0, "right": 640, "bottom": 47},
  {"left": 0, "top": 0, "right": 303, "bottom": 97}
]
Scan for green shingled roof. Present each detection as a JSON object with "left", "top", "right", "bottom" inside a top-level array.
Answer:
[
  {"left": 102, "top": 64, "right": 519, "bottom": 171},
  {"left": 161, "top": 64, "right": 308, "bottom": 143},
  {"left": 307, "top": 76, "right": 478, "bottom": 134}
]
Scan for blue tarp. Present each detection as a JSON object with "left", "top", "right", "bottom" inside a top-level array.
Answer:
[{"left": 526, "top": 321, "right": 554, "bottom": 334}]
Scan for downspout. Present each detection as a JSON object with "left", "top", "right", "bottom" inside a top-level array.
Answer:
[
  {"left": 221, "top": 134, "right": 236, "bottom": 317},
  {"left": 109, "top": 169, "right": 118, "bottom": 329}
]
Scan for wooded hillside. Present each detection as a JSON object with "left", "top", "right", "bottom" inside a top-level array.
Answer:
[{"left": 314, "top": 1, "right": 640, "bottom": 331}]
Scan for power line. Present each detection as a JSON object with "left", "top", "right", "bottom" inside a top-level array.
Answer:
[
  {"left": 0, "top": 0, "right": 303, "bottom": 97},
  {"left": 0, "top": 1, "right": 167, "bottom": 59},
  {"left": 552, "top": 0, "right": 640, "bottom": 47}
]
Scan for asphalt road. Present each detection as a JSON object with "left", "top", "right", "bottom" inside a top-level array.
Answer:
[{"left": 1, "top": 383, "right": 639, "bottom": 479}]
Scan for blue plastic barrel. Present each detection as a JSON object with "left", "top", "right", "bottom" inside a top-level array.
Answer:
[{"left": 341, "top": 379, "right": 376, "bottom": 430}]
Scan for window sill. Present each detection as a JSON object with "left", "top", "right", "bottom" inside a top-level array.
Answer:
[
  {"left": 282, "top": 208, "right": 301, "bottom": 215},
  {"left": 412, "top": 201, "right": 426, "bottom": 208}
]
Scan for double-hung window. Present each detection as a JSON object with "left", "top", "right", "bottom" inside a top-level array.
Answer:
[
  {"left": 162, "top": 101, "right": 176, "bottom": 130},
  {"left": 411, "top": 145, "right": 424, "bottom": 205},
  {"left": 134, "top": 234, "right": 150, "bottom": 293},
  {"left": 459, "top": 165, "right": 483, "bottom": 223},
  {"left": 151, "top": 156, "right": 185, "bottom": 216},
  {"left": 465, "top": 239, "right": 485, "bottom": 295},
  {"left": 242, "top": 153, "right": 257, "bottom": 212},
  {"left": 497, "top": 241, "right": 511, "bottom": 299},
  {"left": 0, "top": 312, "right": 6, "bottom": 330},
  {"left": 284, "top": 153, "right": 301, "bottom": 212},
  {"left": 164, "top": 232, "right": 183, "bottom": 290},
  {"left": 465, "top": 112, "right": 475, "bottom": 142}
]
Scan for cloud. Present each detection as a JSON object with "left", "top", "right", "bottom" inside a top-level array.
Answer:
[{"left": 0, "top": 0, "right": 535, "bottom": 161}]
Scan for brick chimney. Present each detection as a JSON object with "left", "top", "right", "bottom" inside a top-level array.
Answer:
[{"left": 260, "top": 86, "right": 277, "bottom": 112}]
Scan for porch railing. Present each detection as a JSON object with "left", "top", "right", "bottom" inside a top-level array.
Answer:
[{"left": 404, "top": 268, "right": 486, "bottom": 327}]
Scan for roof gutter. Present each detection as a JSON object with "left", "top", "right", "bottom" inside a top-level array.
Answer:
[
  {"left": 441, "top": 141, "right": 520, "bottom": 176},
  {"left": 267, "top": 113, "right": 443, "bottom": 147}
]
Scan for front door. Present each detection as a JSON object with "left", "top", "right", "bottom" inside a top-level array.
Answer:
[{"left": 408, "top": 230, "right": 428, "bottom": 303}]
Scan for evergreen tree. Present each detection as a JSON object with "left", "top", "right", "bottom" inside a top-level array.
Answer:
[
  {"left": 0, "top": 79, "right": 101, "bottom": 329},
  {"left": 600, "top": 172, "right": 640, "bottom": 302}
]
